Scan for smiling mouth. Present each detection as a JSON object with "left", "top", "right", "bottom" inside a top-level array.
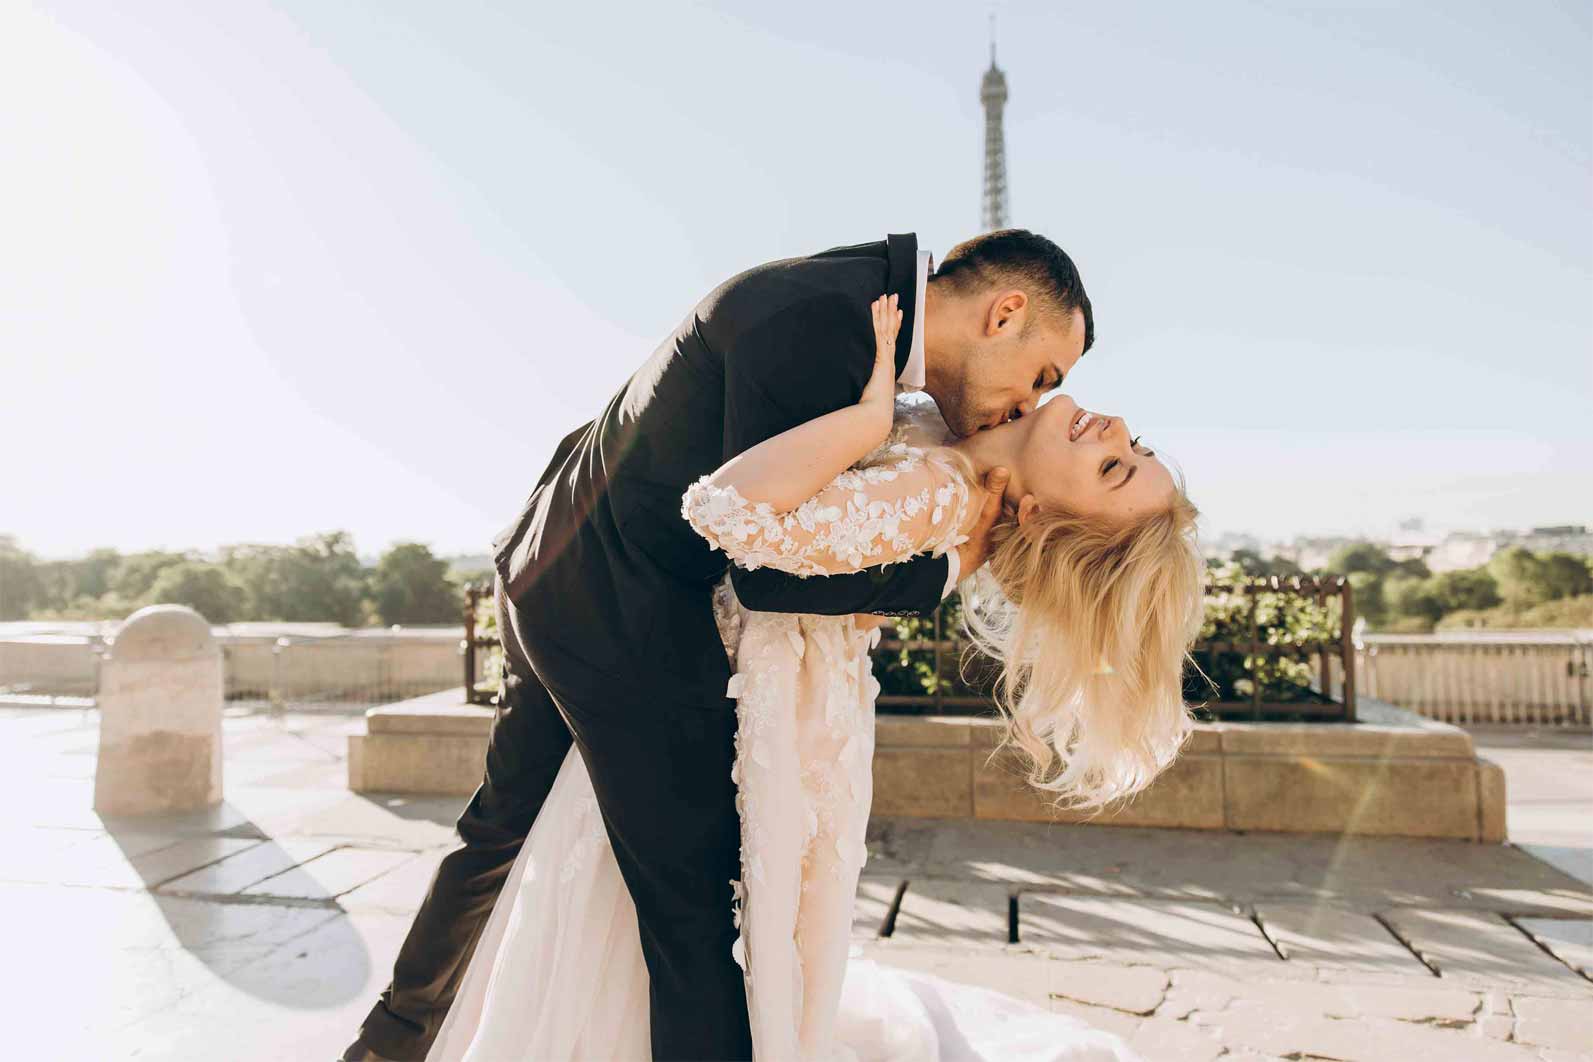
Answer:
[{"left": 1069, "top": 407, "right": 1099, "bottom": 441}]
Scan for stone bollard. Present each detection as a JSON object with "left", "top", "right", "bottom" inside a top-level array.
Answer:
[{"left": 93, "top": 605, "right": 224, "bottom": 816}]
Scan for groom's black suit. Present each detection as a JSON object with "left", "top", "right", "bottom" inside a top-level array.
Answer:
[{"left": 360, "top": 234, "right": 949, "bottom": 1060}]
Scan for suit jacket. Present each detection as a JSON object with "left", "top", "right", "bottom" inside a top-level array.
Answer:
[{"left": 492, "top": 233, "right": 949, "bottom": 707}]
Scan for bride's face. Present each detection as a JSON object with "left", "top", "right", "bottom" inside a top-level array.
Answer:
[{"left": 1003, "top": 394, "right": 1175, "bottom": 526}]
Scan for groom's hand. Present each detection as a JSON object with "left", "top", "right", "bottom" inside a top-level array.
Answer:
[{"left": 955, "top": 467, "right": 1010, "bottom": 576}]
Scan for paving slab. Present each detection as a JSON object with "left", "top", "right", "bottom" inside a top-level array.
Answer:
[
  {"left": 889, "top": 879, "right": 1009, "bottom": 946},
  {"left": 1189, "top": 997, "right": 1545, "bottom": 1061},
  {"left": 850, "top": 875, "right": 900, "bottom": 940},
  {"left": 1047, "top": 961, "right": 1168, "bottom": 1014},
  {"left": 1511, "top": 995, "right": 1593, "bottom": 1053},
  {"left": 1019, "top": 894, "right": 1282, "bottom": 968},
  {"left": 1254, "top": 900, "right": 1431, "bottom": 974},
  {"left": 340, "top": 849, "right": 445, "bottom": 914},
  {"left": 158, "top": 837, "right": 341, "bottom": 896},
  {"left": 130, "top": 836, "right": 265, "bottom": 888},
  {"left": 242, "top": 846, "right": 418, "bottom": 901},
  {"left": 7, "top": 707, "right": 1593, "bottom": 1061},
  {"left": 1384, "top": 907, "right": 1593, "bottom": 998},
  {"left": 1515, "top": 916, "right": 1593, "bottom": 980},
  {"left": 854, "top": 942, "right": 1058, "bottom": 1010}
]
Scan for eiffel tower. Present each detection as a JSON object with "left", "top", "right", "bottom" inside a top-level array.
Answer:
[{"left": 980, "top": 18, "right": 1010, "bottom": 231}]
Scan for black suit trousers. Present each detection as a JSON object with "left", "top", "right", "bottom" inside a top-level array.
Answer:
[{"left": 358, "top": 573, "right": 753, "bottom": 1061}]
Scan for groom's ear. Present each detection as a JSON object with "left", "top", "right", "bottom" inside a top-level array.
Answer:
[{"left": 985, "top": 290, "right": 1029, "bottom": 337}]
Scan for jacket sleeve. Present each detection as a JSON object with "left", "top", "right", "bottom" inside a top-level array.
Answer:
[{"left": 717, "top": 293, "right": 950, "bottom": 616}]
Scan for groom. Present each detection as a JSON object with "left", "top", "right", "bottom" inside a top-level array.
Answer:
[{"left": 343, "top": 229, "right": 1093, "bottom": 1061}]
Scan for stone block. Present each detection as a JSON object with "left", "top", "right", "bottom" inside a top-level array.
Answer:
[
  {"left": 874, "top": 715, "right": 971, "bottom": 747},
  {"left": 1477, "top": 757, "right": 1508, "bottom": 843},
  {"left": 973, "top": 746, "right": 1225, "bottom": 829},
  {"left": 366, "top": 703, "right": 494, "bottom": 737},
  {"left": 871, "top": 747, "right": 970, "bottom": 818},
  {"left": 95, "top": 606, "right": 224, "bottom": 816},
  {"left": 1216, "top": 719, "right": 1475, "bottom": 759},
  {"left": 1224, "top": 756, "right": 1480, "bottom": 838},
  {"left": 347, "top": 733, "right": 488, "bottom": 795}
]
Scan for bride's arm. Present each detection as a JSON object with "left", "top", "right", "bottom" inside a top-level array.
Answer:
[
  {"left": 701, "top": 294, "right": 902, "bottom": 514},
  {"left": 683, "top": 444, "right": 975, "bottom": 578}
]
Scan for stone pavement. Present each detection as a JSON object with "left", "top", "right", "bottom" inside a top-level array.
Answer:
[{"left": 3, "top": 706, "right": 1589, "bottom": 1061}]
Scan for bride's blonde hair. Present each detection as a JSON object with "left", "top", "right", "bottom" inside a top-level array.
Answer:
[{"left": 941, "top": 451, "right": 1205, "bottom": 813}]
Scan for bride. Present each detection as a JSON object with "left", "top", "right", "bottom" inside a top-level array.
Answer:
[{"left": 426, "top": 295, "right": 1204, "bottom": 1061}]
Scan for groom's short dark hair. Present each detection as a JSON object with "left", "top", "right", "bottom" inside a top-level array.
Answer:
[{"left": 933, "top": 229, "right": 1094, "bottom": 354}]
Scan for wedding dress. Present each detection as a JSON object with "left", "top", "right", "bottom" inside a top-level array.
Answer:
[{"left": 427, "top": 397, "right": 1143, "bottom": 1062}]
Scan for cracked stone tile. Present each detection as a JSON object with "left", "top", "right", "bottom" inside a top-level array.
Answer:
[
  {"left": 1477, "top": 1014, "right": 1516, "bottom": 1039},
  {"left": 1514, "top": 917, "right": 1593, "bottom": 981},
  {"left": 1047, "top": 962, "right": 1168, "bottom": 1015},
  {"left": 1510, "top": 996, "right": 1593, "bottom": 1053},
  {"left": 1162, "top": 966, "right": 1480, "bottom": 1029},
  {"left": 1196, "top": 998, "right": 1544, "bottom": 1061},
  {"left": 1127, "top": 1017, "right": 1225, "bottom": 1061},
  {"left": 1043, "top": 997, "right": 1144, "bottom": 1041},
  {"left": 1384, "top": 909, "right": 1593, "bottom": 998},
  {"left": 889, "top": 879, "right": 1009, "bottom": 946}
]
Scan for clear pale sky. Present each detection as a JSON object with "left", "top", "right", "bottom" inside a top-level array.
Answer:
[{"left": 4, "top": 1, "right": 1589, "bottom": 560}]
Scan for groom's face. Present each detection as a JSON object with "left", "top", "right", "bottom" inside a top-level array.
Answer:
[{"left": 938, "top": 304, "right": 1087, "bottom": 439}]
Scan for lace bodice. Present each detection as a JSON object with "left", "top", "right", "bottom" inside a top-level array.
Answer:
[{"left": 681, "top": 401, "right": 973, "bottom": 579}]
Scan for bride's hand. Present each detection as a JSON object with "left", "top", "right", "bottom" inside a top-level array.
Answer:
[{"left": 857, "top": 293, "right": 901, "bottom": 439}]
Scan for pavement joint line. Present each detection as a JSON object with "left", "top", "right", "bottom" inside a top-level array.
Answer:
[
  {"left": 148, "top": 887, "right": 345, "bottom": 910},
  {"left": 878, "top": 879, "right": 908, "bottom": 938},
  {"left": 144, "top": 839, "right": 269, "bottom": 891},
  {"left": 1246, "top": 905, "right": 1290, "bottom": 961},
  {"left": 1371, "top": 910, "right": 1442, "bottom": 978}
]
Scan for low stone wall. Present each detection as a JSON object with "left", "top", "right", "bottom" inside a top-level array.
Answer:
[
  {"left": 348, "top": 692, "right": 1506, "bottom": 842},
  {"left": 876, "top": 698, "right": 1506, "bottom": 842}
]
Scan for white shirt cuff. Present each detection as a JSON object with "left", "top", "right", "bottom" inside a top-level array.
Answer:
[{"left": 940, "top": 550, "right": 961, "bottom": 600}]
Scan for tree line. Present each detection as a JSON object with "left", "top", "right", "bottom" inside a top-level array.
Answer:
[
  {"left": 1227, "top": 543, "right": 1593, "bottom": 632},
  {"left": 0, "top": 532, "right": 490, "bottom": 627}
]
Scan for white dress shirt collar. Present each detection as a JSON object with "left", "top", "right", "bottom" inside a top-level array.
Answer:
[{"left": 897, "top": 249, "right": 932, "bottom": 391}]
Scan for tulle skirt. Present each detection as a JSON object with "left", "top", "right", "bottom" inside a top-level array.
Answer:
[{"left": 425, "top": 745, "right": 1143, "bottom": 1062}]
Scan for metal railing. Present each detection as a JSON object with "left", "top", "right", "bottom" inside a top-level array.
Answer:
[
  {"left": 463, "top": 582, "right": 499, "bottom": 706},
  {"left": 1358, "top": 631, "right": 1591, "bottom": 726}
]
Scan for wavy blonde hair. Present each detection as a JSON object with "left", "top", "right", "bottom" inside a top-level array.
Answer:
[{"left": 940, "top": 451, "right": 1205, "bottom": 813}]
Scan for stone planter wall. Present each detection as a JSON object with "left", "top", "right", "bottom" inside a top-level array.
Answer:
[{"left": 348, "top": 692, "right": 1506, "bottom": 842}]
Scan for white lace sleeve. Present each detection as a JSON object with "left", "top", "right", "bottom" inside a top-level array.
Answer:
[{"left": 680, "top": 444, "right": 972, "bottom": 577}]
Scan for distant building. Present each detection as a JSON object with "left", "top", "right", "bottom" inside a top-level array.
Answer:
[
  {"left": 1425, "top": 532, "right": 1507, "bottom": 573},
  {"left": 1518, "top": 525, "right": 1593, "bottom": 559}
]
